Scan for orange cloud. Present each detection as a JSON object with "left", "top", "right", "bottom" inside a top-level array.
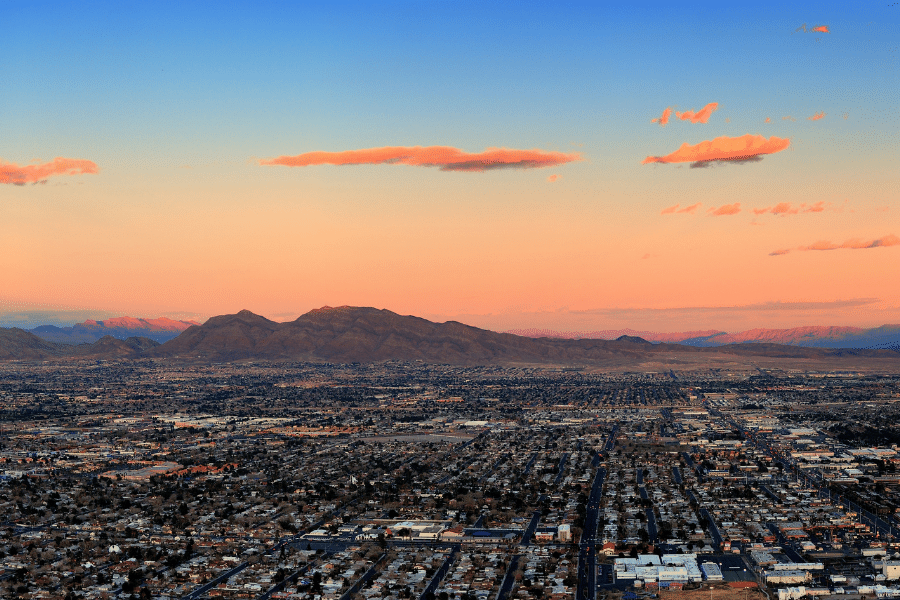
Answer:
[
  {"left": 660, "top": 202, "right": 702, "bottom": 215},
  {"left": 771, "top": 234, "right": 900, "bottom": 255},
  {"left": 1, "top": 157, "right": 99, "bottom": 186},
  {"left": 807, "top": 111, "right": 826, "bottom": 121},
  {"left": 753, "top": 202, "right": 828, "bottom": 216},
  {"left": 642, "top": 134, "right": 791, "bottom": 167},
  {"left": 708, "top": 203, "right": 742, "bottom": 216},
  {"left": 810, "top": 25, "right": 830, "bottom": 33},
  {"left": 651, "top": 107, "right": 672, "bottom": 127},
  {"left": 765, "top": 117, "right": 772, "bottom": 123},
  {"left": 260, "top": 146, "right": 582, "bottom": 172},
  {"left": 546, "top": 174, "right": 560, "bottom": 183},
  {"left": 675, "top": 102, "right": 719, "bottom": 124},
  {"left": 783, "top": 116, "right": 796, "bottom": 121},
  {"left": 754, "top": 202, "right": 797, "bottom": 216}
]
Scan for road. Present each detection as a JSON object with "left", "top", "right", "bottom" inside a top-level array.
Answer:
[
  {"left": 520, "top": 510, "right": 542, "bottom": 547},
  {"left": 699, "top": 508, "right": 723, "bottom": 550},
  {"left": 418, "top": 544, "right": 460, "bottom": 600},
  {"left": 180, "top": 561, "right": 249, "bottom": 600},
  {"left": 494, "top": 555, "right": 522, "bottom": 600},
  {"left": 555, "top": 453, "right": 570, "bottom": 484},
  {"left": 576, "top": 466, "right": 606, "bottom": 600}
]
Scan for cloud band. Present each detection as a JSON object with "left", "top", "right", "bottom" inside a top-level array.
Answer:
[
  {"left": 1, "top": 157, "right": 99, "bottom": 185},
  {"left": 642, "top": 134, "right": 790, "bottom": 166},
  {"left": 260, "top": 146, "right": 582, "bottom": 172}
]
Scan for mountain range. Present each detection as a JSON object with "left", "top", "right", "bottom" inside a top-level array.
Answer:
[
  {"left": 505, "top": 325, "right": 900, "bottom": 350},
  {"left": 28, "top": 316, "right": 200, "bottom": 345},
  {"left": 3, "top": 306, "right": 900, "bottom": 371}
]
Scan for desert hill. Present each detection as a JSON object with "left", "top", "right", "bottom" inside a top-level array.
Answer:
[{"left": 3, "top": 306, "right": 899, "bottom": 370}]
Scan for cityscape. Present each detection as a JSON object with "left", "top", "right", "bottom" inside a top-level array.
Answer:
[
  {"left": 3, "top": 2, "right": 899, "bottom": 600},
  {"left": 2, "top": 360, "right": 899, "bottom": 600}
]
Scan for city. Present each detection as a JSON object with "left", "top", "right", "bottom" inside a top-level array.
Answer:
[{"left": 1, "top": 360, "right": 899, "bottom": 600}]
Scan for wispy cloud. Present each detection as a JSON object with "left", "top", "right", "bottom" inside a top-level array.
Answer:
[
  {"left": 783, "top": 116, "right": 796, "bottom": 121},
  {"left": 753, "top": 201, "right": 828, "bottom": 216},
  {"left": 660, "top": 202, "right": 702, "bottom": 215},
  {"left": 676, "top": 102, "right": 719, "bottom": 124},
  {"left": 795, "top": 24, "right": 830, "bottom": 34},
  {"left": 807, "top": 111, "right": 826, "bottom": 121},
  {"left": 771, "top": 234, "right": 900, "bottom": 256},
  {"left": 651, "top": 107, "right": 673, "bottom": 126},
  {"left": 708, "top": 203, "right": 742, "bottom": 216},
  {"left": 1, "top": 157, "right": 99, "bottom": 186},
  {"left": 260, "top": 146, "right": 582, "bottom": 172},
  {"left": 765, "top": 117, "right": 772, "bottom": 123},
  {"left": 546, "top": 174, "right": 561, "bottom": 183},
  {"left": 642, "top": 134, "right": 790, "bottom": 167}
]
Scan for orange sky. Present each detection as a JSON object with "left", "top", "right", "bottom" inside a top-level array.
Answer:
[{"left": 1, "top": 3, "right": 898, "bottom": 332}]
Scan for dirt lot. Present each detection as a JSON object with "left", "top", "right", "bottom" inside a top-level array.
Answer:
[
  {"left": 660, "top": 584, "right": 767, "bottom": 600},
  {"left": 600, "top": 584, "right": 768, "bottom": 600}
]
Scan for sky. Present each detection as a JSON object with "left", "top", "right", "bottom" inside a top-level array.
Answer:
[{"left": 1, "top": 1, "right": 898, "bottom": 332}]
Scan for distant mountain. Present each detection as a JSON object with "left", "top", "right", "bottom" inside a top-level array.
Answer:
[
  {"left": 145, "top": 307, "right": 900, "bottom": 369},
  {"left": 0, "top": 328, "right": 159, "bottom": 360},
  {"left": 29, "top": 316, "right": 200, "bottom": 345},
  {"left": 4, "top": 307, "right": 899, "bottom": 369},
  {"left": 0, "top": 328, "right": 67, "bottom": 360},
  {"left": 505, "top": 324, "right": 900, "bottom": 350}
]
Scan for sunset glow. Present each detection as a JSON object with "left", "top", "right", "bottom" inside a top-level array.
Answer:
[{"left": 2, "top": 2, "right": 898, "bottom": 333}]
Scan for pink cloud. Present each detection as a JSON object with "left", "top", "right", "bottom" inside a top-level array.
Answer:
[
  {"left": 783, "top": 116, "right": 796, "bottom": 121},
  {"left": 1, "top": 157, "right": 99, "bottom": 186},
  {"left": 754, "top": 201, "right": 829, "bottom": 216},
  {"left": 651, "top": 107, "right": 673, "bottom": 127},
  {"left": 810, "top": 25, "right": 830, "bottom": 33},
  {"left": 642, "top": 134, "right": 791, "bottom": 167},
  {"left": 765, "top": 117, "right": 772, "bottom": 123},
  {"left": 260, "top": 146, "right": 582, "bottom": 172},
  {"left": 660, "top": 202, "right": 702, "bottom": 215},
  {"left": 807, "top": 111, "right": 826, "bottom": 121},
  {"left": 675, "top": 102, "right": 719, "bottom": 124},
  {"left": 708, "top": 203, "right": 742, "bottom": 216},
  {"left": 547, "top": 174, "right": 561, "bottom": 183},
  {"left": 771, "top": 234, "right": 900, "bottom": 255}
]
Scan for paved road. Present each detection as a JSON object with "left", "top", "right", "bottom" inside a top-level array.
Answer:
[
  {"left": 418, "top": 544, "right": 460, "bottom": 600},
  {"left": 576, "top": 466, "right": 606, "bottom": 600},
  {"left": 181, "top": 561, "right": 249, "bottom": 600},
  {"left": 555, "top": 453, "right": 570, "bottom": 484},
  {"left": 522, "top": 452, "right": 539, "bottom": 476},
  {"left": 699, "top": 508, "right": 723, "bottom": 550},
  {"left": 520, "top": 510, "right": 542, "bottom": 547},
  {"left": 336, "top": 553, "right": 387, "bottom": 600},
  {"left": 644, "top": 508, "right": 658, "bottom": 543},
  {"left": 495, "top": 554, "right": 522, "bottom": 600}
]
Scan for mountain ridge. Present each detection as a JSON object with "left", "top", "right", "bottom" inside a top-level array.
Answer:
[
  {"left": 3, "top": 307, "right": 899, "bottom": 370},
  {"left": 504, "top": 324, "right": 900, "bottom": 350},
  {"left": 28, "top": 316, "right": 200, "bottom": 345}
]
